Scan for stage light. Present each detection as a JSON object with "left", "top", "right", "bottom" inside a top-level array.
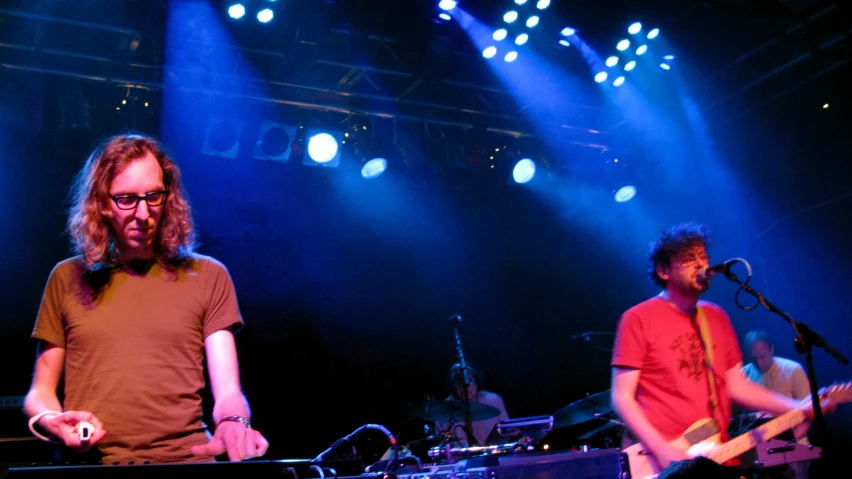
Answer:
[
  {"left": 624, "top": 61, "right": 636, "bottom": 71},
  {"left": 595, "top": 72, "right": 608, "bottom": 83},
  {"left": 228, "top": 4, "right": 245, "bottom": 19},
  {"left": 617, "top": 39, "right": 630, "bottom": 51},
  {"left": 660, "top": 63, "right": 671, "bottom": 70},
  {"left": 504, "top": 11, "right": 518, "bottom": 23},
  {"left": 613, "top": 76, "right": 625, "bottom": 86},
  {"left": 512, "top": 158, "right": 536, "bottom": 184},
  {"left": 483, "top": 46, "right": 497, "bottom": 58},
  {"left": 438, "top": 12, "right": 451, "bottom": 21},
  {"left": 636, "top": 45, "right": 648, "bottom": 55},
  {"left": 515, "top": 0, "right": 528, "bottom": 4},
  {"left": 494, "top": 29, "right": 508, "bottom": 41},
  {"left": 361, "top": 158, "right": 388, "bottom": 179},
  {"left": 526, "top": 15, "right": 539, "bottom": 28},
  {"left": 515, "top": 33, "right": 529, "bottom": 45},
  {"left": 257, "top": 8, "right": 273, "bottom": 23},
  {"left": 647, "top": 28, "right": 660, "bottom": 39},
  {"left": 561, "top": 27, "right": 576, "bottom": 36},
  {"left": 438, "top": 0, "right": 457, "bottom": 10},
  {"left": 536, "top": 0, "right": 550, "bottom": 9},
  {"left": 615, "top": 185, "right": 636, "bottom": 202},
  {"left": 559, "top": 39, "right": 570, "bottom": 47},
  {"left": 202, "top": 116, "right": 243, "bottom": 159},
  {"left": 304, "top": 131, "right": 343, "bottom": 167},
  {"left": 504, "top": 51, "right": 518, "bottom": 62},
  {"left": 254, "top": 122, "right": 298, "bottom": 162},
  {"left": 606, "top": 56, "right": 619, "bottom": 67},
  {"left": 663, "top": 54, "right": 675, "bottom": 60},
  {"left": 628, "top": 22, "right": 642, "bottom": 34}
]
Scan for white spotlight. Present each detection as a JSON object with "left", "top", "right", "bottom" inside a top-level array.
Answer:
[
  {"left": 624, "top": 60, "right": 636, "bottom": 71},
  {"left": 504, "top": 51, "right": 518, "bottom": 62},
  {"left": 493, "top": 29, "right": 508, "bottom": 41},
  {"left": 615, "top": 185, "right": 636, "bottom": 202},
  {"left": 483, "top": 46, "right": 497, "bottom": 58},
  {"left": 617, "top": 39, "right": 630, "bottom": 51},
  {"left": 536, "top": 0, "right": 551, "bottom": 9},
  {"left": 660, "top": 63, "right": 671, "bottom": 70},
  {"left": 257, "top": 8, "right": 273, "bottom": 23},
  {"left": 227, "top": 4, "right": 245, "bottom": 19},
  {"left": 513, "top": 158, "right": 536, "bottom": 184},
  {"left": 561, "top": 27, "right": 576, "bottom": 36},
  {"left": 635, "top": 45, "right": 648, "bottom": 55},
  {"left": 595, "top": 72, "right": 608, "bottom": 83},
  {"left": 647, "top": 28, "right": 660, "bottom": 39},
  {"left": 307, "top": 133, "right": 339, "bottom": 163},
  {"left": 515, "top": 0, "right": 529, "bottom": 4},
  {"left": 605, "top": 56, "right": 619, "bottom": 67},
  {"left": 438, "top": 0, "right": 457, "bottom": 10},
  {"left": 504, "top": 11, "right": 518, "bottom": 23},
  {"left": 526, "top": 16, "right": 539, "bottom": 28},
  {"left": 613, "top": 76, "right": 625, "bottom": 86},
  {"left": 515, "top": 33, "right": 529, "bottom": 45},
  {"left": 558, "top": 39, "right": 571, "bottom": 47},
  {"left": 628, "top": 22, "right": 642, "bottom": 34}
]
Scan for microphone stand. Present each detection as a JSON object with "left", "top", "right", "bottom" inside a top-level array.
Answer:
[
  {"left": 449, "top": 315, "right": 478, "bottom": 447},
  {"left": 718, "top": 267, "right": 848, "bottom": 462}
]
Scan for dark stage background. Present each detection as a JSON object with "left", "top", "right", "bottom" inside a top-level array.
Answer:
[{"left": 1, "top": 0, "right": 851, "bottom": 466}]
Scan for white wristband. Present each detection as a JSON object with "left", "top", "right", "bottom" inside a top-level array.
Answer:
[{"left": 28, "top": 410, "right": 62, "bottom": 442}]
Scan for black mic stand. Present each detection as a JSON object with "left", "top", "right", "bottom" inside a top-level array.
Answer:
[
  {"left": 449, "top": 314, "right": 479, "bottom": 447},
  {"left": 719, "top": 267, "right": 848, "bottom": 468}
]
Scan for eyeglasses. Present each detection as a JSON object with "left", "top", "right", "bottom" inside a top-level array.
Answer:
[{"left": 110, "top": 191, "right": 170, "bottom": 210}]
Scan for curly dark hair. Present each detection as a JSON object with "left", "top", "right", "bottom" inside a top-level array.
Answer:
[
  {"left": 647, "top": 222, "right": 710, "bottom": 287},
  {"left": 446, "top": 363, "right": 485, "bottom": 398},
  {"left": 67, "top": 133, "right": 197, "bottom": 269}
]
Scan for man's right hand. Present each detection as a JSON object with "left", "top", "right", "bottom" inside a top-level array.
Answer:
[
  {"left": 39, "top": 411, "right": 107, "bottom": 451},
  {"left": 652, "top": 442, "right": 691, "bottom": 470}
]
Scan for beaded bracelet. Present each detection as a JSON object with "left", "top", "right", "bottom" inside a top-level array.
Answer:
[{"left": 217, "top": 415, "right": 251, "bottom": 429}]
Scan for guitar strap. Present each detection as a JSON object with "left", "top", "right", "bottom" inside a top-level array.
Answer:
[{"left": 695, "top": 306, "right": 725, "bottom": 440}]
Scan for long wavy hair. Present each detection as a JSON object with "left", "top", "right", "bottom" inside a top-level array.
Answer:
[{"left": 67, "top": 133, "right": 197, "bottom": 269}]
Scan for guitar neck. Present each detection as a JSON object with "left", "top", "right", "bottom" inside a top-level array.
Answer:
[{"left": 706, "top": 408, "right": 808, "bottom": 463}]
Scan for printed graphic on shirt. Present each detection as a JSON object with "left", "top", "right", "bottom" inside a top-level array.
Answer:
[{"left": 669, "top": 332, "right": 705, "bottom": 382}]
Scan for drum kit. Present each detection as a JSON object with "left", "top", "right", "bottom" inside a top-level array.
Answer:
[{"left": 400, "top": 390, "right": 623, "bottom": 464}]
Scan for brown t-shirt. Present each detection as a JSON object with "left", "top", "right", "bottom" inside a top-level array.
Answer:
[{"left": 32, "top": 254, "right": 243, "bottom": 464}]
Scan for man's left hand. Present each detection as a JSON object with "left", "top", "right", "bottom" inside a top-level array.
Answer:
[{"left": 191, "top": 421, "right": 269, "bottom": 461}]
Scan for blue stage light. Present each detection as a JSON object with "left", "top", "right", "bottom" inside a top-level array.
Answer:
[
  {"left": 515, "top": 33, "right": 529, "bottom": 45},
  {"left": 536, "top": 0, "right": 551, "bottom": 9},
  {"left": 561, "top": 27, "right": 576, "bottom": 36},
  {"left": 617, "top": 39, "right": 630, "bottom": 51},
  {"left": 361, "top": 158, "right": 388, "bottom": 179},
  {"left": 438, "top": 0, "right": 457, "bottom": 10},
  {"left": 494, "top": 29, "right": 508, "bottom": 41},
  {"left": 660, "top": 63, "right": 671, "bottom": 70},
  {"left": 308, "top": 133, "right": 339, "bottom": 163},
  {"left": 613, "top": 76, "right": 625, "bottom": 86},
  {"left": 606, "top": 56, "right": 619, "bottom": 67},
  {"left": 438, "top": 12, "right": 452, "bottom": 21},
  {"left": 483, "top": 46, "right": 497, "bottom": 58},
  {"left": 624, "top": 61, "right": 636, "bottom": 71},
  {"left": 526, "top": 16, "right": 539, "bottom": 28},
  {"left": 647, "top": 28, "right": 660, "bottom": 39},
  {"left": 504, "top": 11, "right": 518, "bottom": 23},
  {"left": 595, "top": 72, "right": 608, "bottom": 83},
  {"left": 513, "top": 158, "right": 536, "bottom": 184},
  {"left": 559, "top": 39, "right": 571, "bottom": 47},
  {"left": 636, "top": 45, "right": 648, "bottom": 55},
  {"left": 615, "top": 185, "right": 636, "bottom": 202},
  {"left": 504, "top": 51, "right": 518, "bottom": 62},
  {"left": 257, "top": 8, "right": 273, "bottom": 23},
  {"left": 628, "top": 22, "right": 642, "bottom": 34}
]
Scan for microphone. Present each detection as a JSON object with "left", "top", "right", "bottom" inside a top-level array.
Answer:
[
  {"left": 704, "top": 259, "right": 738, "bottom": 278},
  {"left": 448, "top": 314, "right": 462, "bottom": 328}
]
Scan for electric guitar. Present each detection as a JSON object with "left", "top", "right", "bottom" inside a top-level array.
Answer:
[{"left": 623, "top": 382, "right": 851, "bottom": 479}]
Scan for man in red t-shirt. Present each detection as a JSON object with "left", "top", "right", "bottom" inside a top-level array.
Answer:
[{"left": 611, "top": 222, "right": 809, "bottom": 473}]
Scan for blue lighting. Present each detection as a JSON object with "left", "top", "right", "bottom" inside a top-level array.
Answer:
[
  {"left": 361, "top": 158, "right": 388, "bottom": 179},
  {"left": 660, "top": 63, "right": 671, "bottom": 70},
  {"left": 504, "top": 51, "right": 518, "bottom": 62},
  {"left": 628, "top": 22, "right": 642, "bottom": 34},
  {"left": 515, "top": 33, "right": 529, "bottom": 45},
  {"left": 613, "top": 76, "right": 625, "bottom": 86},
  {"left": 438, "top": 12, "right": 452, "bottom": 21},
  {"left": 559, "top": 39, "right": 571, "bottom": 47},
  {"left": 595, "top": 72, "right": 608, "bottom": 83},
  {"left": 647, "top": 28, "right": 660, "bottom": 39},
  {"left": 504, "top": 11, "right": 518, "bottom": 23},
  {"left": 624, "top": 60, "right": 636, "bottom": 71},
  {"left": 515, "top": 0, "right": 528, "bottom": 4},
  {"left": 308, "top": 133, "right": 339, "bottom": 163},
  {"left": 605, "top": 56, "right": 619, "bottom": 67},
  {"left": 636, "top": 45, "right": 648, "bottom": 55},
  {"left": 663, "top": 54, "right": 675, "bottom": 60},
  {"left": 227, "top": 4, "right": 245, "bottom": 19},
  {"left": 561, "top": 27, "right": 576, "bottom": 36},
  {"left": 617, "top": 39, "right": 630, "bottom": 51},
  {"left": 438, "top": 0, "right": 457, "bottom": 10},
  {"left": 526, "top": 16, "right": 539, "bottom": 28},
  {"left": 513, "top": 158, "right": 536, "bottom": 184},
  {"left": 494, "top": 29, "right": 508, "bottom": 41},
  {"left": 615, "top": 185, "right": 636, "bottom": 202},
  {"left": 536, "top": 0, "right": 551, "bottom": 9},
  {"left": 483, "top": 46, "right": 497, "bottom": 58},
  {"left": 257, "top": 8, "right": 273, "bottom": 23}
]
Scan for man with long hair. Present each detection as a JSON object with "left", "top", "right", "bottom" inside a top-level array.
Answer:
[{"left": 23, "top": 133, "right": 268, "bottom": 464}]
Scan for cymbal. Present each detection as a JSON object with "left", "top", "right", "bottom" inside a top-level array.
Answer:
[
  {"left": 577, "top": 421, "right": 623, "bottom": 441},
  {"left": 553, "top": 390, "right": 612, "bottom": 429},
  {"left": 410, "top": 400, "right": 501, "bottom": 422}
]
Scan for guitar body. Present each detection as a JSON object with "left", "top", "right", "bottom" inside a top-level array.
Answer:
[{"left": 623, "top": 418, "right": 722, "bottom": 479}]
